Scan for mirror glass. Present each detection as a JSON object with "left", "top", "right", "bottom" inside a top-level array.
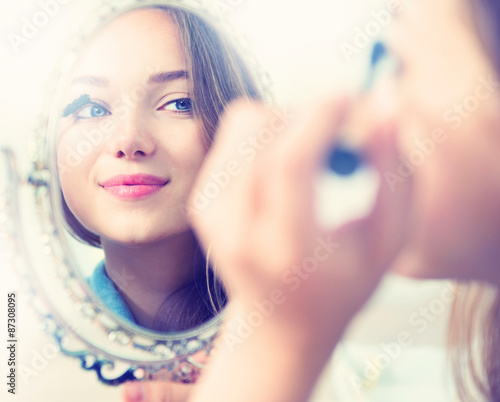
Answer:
[{"left": 52, "top": 4, "right": 263, "bottom": 334}]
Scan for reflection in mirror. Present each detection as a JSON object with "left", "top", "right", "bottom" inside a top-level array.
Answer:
[{"left": 56, "top": 6, "right": 262, "bottom": 333}]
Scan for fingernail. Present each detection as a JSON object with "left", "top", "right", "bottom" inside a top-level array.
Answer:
[{"left": 124, "top": 382, "right": 144, "bottom": 402}]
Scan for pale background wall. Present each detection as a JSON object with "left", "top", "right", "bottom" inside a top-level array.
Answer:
[{"left": 1, "top": 1, "right": 456, "bottom": 401}]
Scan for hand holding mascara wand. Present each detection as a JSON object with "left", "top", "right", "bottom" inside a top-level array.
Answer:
[{"left": 327, "top": 41, "right": 392, "bottom": 175}]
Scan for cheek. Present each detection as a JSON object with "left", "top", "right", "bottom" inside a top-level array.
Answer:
[
  {"left": 406, "top": 111, "right": 500, "bottom": 275},
  {"left": 178, "top": 146, "right": 208, "bottom": 197},
  {"left": 57, "top": 136, "right": 97, "bottom": 226},
  {"left": 57, "top": 126, "right": 101, "bottom": 178},
  {"left": 168, "top": 127, "right": 209, "bottom": 187},
  {"left": 58, "top": 169, "right": 94, "bottom": 235}
]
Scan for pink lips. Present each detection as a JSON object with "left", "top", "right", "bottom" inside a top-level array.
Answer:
[{"left": 100, "top": 174, "right": 168, "bottom": 199}]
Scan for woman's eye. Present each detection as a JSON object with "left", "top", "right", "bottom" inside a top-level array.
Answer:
[
  {"left": 74, "top": 103, "right": 111, "bottom": 119},
  {"left": 159, "top": 98, "right": 193, "bottom": 113}
]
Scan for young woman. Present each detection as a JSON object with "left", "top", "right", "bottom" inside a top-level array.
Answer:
[
  {"left": 57, "top": 6, "right": 261, "bottom": 332},
  {"left": 124, "top": 0, "right": 500, "bottom": 400}
]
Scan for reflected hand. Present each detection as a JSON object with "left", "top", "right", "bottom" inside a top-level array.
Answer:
[{"left": 121, "top": 351, "right": 211, "bottom": 402}]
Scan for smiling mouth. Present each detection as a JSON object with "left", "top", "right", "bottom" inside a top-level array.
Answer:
[{"left": 100, "top": 174, "right": 169, "bottom": 199}]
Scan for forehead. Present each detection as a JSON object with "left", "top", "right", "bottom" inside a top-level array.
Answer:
[
  {"left": 389, "top": 0, "right": 472, "bottom": 37},
  {"left": 72, "top": 8, "right": 186, "bottom": 80},
  {"left": 386, "top": 0, "right": 479, "bottom": 61}
]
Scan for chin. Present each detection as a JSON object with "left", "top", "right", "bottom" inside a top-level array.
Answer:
[
  {"left": 391, "top": 247, "right": 454, "bottom": 280},
  {"left": 393, "top": 264, "right": 445, "bottom": 280},
  {"left": 392, "top": 247, "right": 500, "bottom": 287},
  {"left": 100, "top": 227, "right": 161, "bottom": 246},
  {"left": 114, "top": 227, "right": 193, "bottom": 247},
  {"left": 113, "top": 233, "right": 170, "bottom": 246}
]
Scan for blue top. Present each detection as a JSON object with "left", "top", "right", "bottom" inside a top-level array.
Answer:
[{"left": 88, "top": 260, "right": 136, "bottom": 323}]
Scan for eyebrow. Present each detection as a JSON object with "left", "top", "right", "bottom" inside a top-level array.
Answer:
[{"left": 147, "top": 70, "right": 189, "bottom": 85}]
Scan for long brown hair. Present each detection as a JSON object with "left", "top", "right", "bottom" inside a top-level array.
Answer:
[
  {"left": 449, "top": 1, "right": 500, "bottom": 400},
  {"left": 449, "top": 284, "right": 500, "bottom": 400},
  {"left": 60, "top": 5, "right": 262, "bottom": 331}
]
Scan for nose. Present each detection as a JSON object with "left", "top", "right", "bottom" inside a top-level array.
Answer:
[{"left": 107, "top": 107, "right": 156, "bottom": 159}]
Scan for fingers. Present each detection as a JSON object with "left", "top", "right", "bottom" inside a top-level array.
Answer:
[
  {"left": 264, "top": 97, "right": 351, "bottom": 242},
  {"left": 187, "top": 101, "right": 267, "bottom": 234},
  {"left": 122, "top": 381, "right": 192, "bottom": 402},
  {"left": 364, "top": 123, "right": 413, "bottom": 264},
  {"left": 277, "top": 96, "right": 350, "bottom": 181},
  {"left": 189, "top": 97, "right": 352, "bottom": 272},
  {"left": 326, "top": 122, "right": 413, "bottom": 280},
  {"left": 197, "top": 100, "right": 266, "bottom": 179}
]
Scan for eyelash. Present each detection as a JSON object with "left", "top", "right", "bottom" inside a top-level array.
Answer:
[{"left": 157, "top": 98, "right": 193, "bottom": 114}]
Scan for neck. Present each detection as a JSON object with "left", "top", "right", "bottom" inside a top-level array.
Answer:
[{"left": 101, "top": 230, "right": 204, "bottom": 329}]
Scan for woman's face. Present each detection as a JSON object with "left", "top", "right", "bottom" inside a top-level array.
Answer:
[
  {"left": 378, "top": 0, "right": 500, "bottom": 281},
  {"left": 58, "top": 9, "right": 207, "bottom": 245}
]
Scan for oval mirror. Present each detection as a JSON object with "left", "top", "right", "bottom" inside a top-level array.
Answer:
[{"left": 21, "top": 0, "right": 270, "bottom": 385}]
